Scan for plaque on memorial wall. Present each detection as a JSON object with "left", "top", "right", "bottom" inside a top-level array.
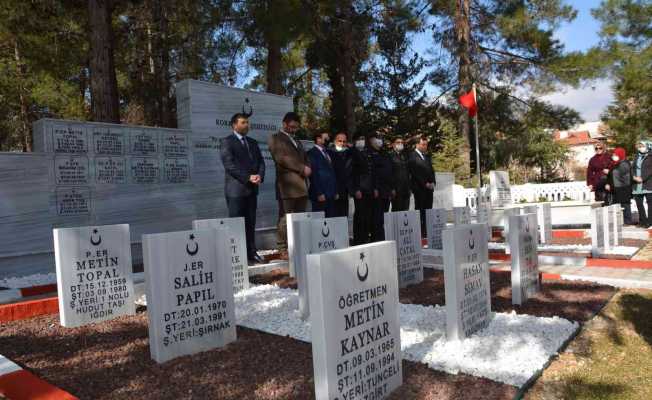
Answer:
[
  {"left": 453, "top": 206, "right": 471, "bottom": 225},
  {"left": 52, "top": 124, "right": 87, "bottom": 154},
  {"left": 143, "top": 228, "right": 237, "bottom": 363},
  {"left": 93, "top": 127, "right": 125, "bottom": 155},
  {"left": 54, "top": 156, "right": 89, "bottom": 185},
  {"left": 54, "top": 224, "right": 135, "bottom": 327},
  {"left": 443, "top": 224, "right": 491, "bottom": 340},
  {"left": 489, "top": 170, "right": 511, "bottom": 207},
  {"left": 307, "top": 241, "right": 402, "bottom": 400},
  {"left": 384, "top": 211, "right": 423, "bottom": 287},
  {"left": 130, "top": 130, "right": 159, "bottom": 155},
  {"left": 192, "top": 217, "right": 249, "bottom": 293},
  {"left": 130, "top": 157, "right": 160, "bottom": 184},
  {"left": 426, "top": 208, "right": 448, "bottom": 252},
  {"left": 56, "top": 187, "right": 91, "bottom": 216},
  {"left": 509, "top": 213, "right": 540, "bottom": 305},
  {"left": 163, "top": 158, "right": 191, "bottom": 183},
  {"left": 287, "top": 211, "right": 325, "bottom": 277},
  {"left": 162, "top": 132, "right": 189, "bottom": 158},
  {"left": 95, "top": 157, "right": 127, "bottom": 184},
  {"left": 295, "top": 217, "right": 349, "bottom": 319},
  {"left": 590, "top": 207, "right": 605, "bottom": 253}
]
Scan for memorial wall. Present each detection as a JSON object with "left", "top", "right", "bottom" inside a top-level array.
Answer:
[{"left": 0, "top": 80, "right": 293, "bottom": 277}]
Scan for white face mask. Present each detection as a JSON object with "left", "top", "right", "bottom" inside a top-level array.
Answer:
[
  {"left": 355, "top": 140, "right": 365, "bottom": 149},
  {"left": 639, "top": 146, "right": 648, "bottom": 154},
  {"left": 372, "top": 138, "right": 383, "bottom": 148},
  {"left": 612, "top": 155, "right": 620, "bottom": 162},
  {"left": 335, "top": 145, "right": 346, "bottom": 152},
  {"left": 394, "top": 144, "right": 404, "bottom": 152}
]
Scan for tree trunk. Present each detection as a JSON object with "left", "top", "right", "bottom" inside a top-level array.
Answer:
[
  {"left": 13, "top": 39, "right": 31, "bottom": 152},
  {"left": 340, "top": 3, "right": 357, "bottom": 138},
  {"left": 88, "top": 0, "right": 120, "bottom": 123},
  {"left": 152, "top": 0, "right": 171, "bottom": 126},
  {"left": 455, "top": 0, "right": 472, "bottom": 176},
  {"left": 266, "top": 33, "right": 283, "bottom": 95}
]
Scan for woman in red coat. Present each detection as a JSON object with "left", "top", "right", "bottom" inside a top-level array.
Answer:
[{"left": 586, "top": 142, "right": 611, "bottom": 203}]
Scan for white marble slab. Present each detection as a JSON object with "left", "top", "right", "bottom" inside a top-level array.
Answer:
[
  {"left": 425, "top": 208, "right": 448, "bottom": 255},
  {"left": 509, "top": 214, "right": 540, "bottom": 305},
  {"left": 384, "top": 210, "right": 423, "bottom": 288},
  {"left": 453, "top": 206, "right": 471, "bottom": 225},
  {"left": 489, "top": 170, "right": 512, "bottom": 207},
  {"left": 287, "top": 211, "right": 325, "bottom": 277}
]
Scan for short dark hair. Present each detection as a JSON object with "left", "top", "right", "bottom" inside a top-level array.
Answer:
[
  {"left": 312, "top": 131, "right": 329, "bottom": 141},
  {"left": 283, "top": 112, "right": 301, "bottom": 124},
  {"left": 230, "top": 113, "right": 249, "bottom": 126},
  {"left": 417, "top": 135, "right": 429, "bottom": 143}
]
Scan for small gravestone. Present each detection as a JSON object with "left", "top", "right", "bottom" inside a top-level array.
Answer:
[
  {"left": 307, "top": 241, "right": 402, "bottom": 400},
  {"left": 443, "top": 223, "right": 491, "bottom": 340},
  {"left": 433, "top": 172, "right": 455, "bottom": 209},
  {"left": 590, "top": 207, "right": 605, "bottom": 255},
  {"left": 614, "top": 205, "right": 624, "bottom": 245},
  {"left": 192, "top": 217, "right": 249, "bottom": 293},
  {"left": 53, "top": 224, "right": 135, "bottom": 328},
  {"left": 453, "top": 206, "right": 471, "bottom": 225},
  {"left": 523, "top": 203, "right": 553, "bottom": 244},
  {"left": 295, "top": 217, "right": 349, "bottom": 319},
  {"left": 489, "top": 170, "right": 512, "bottom": 207},
  {"left": 426, "top": 208, "right": 448, "bottom": 253},
  {"left": 475, "top": 201, "right": 493, "bottom": 239},
  {"left": 503, "top": 207, "right": 522, "bottom": 254},
  {"left": 603, "top": 206, "right": 615, "bottom": 250},
  {"left": 287, "top": 211, "right": 325, "bottom": 277},
  {"left": 384, "top": 210, "right": 423, "bottom": 287},
  {"left": 143, "top": 228, "right": 236, "bottom": 363},
  {"left": 509, "top": 213, "right": 540, "bottom": 305}
]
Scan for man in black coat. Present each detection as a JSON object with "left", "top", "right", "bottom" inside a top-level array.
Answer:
[
  {"left": 220, "top": 113, "right": 266, "bottom": 264},
  {"left": 330, "top": 132, "right": 354, "bottom": 217},
  {"left": 390, "top": 137, "right": 411, "bottom": 211},
  {"left": 351, "top": 134, "right": 377, "bottom": 245},
  {"left": 408, "top": 135, "right": 435, "bottom": 237}
]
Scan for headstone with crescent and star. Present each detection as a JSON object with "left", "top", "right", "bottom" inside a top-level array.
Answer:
[
  {"left": 453, "top": 206, "right": 471, "bottom": 225},
  {"left": 489, "top": 170, "right": 512, "bottom": 207},
  {"left": 192, "top": 217, "right": 249, "bottom": 293},
  {"left": 443, "top": 223, "right": 492, "bottom": 341},
  {"left": 287, "top": 211, "right": 325, "bottom": 277},
  {"left": 508, "top": 213, "right": 540, "bottom": 305},
  {"left": 590, "top": 207, "right": 606, "bottom": 256},
  {"left": 295, "top": 217, "right": 349, "bottom": 320},
  {"left": 522, "top": 203, "right": 552, "bottom": 244},
  {"left": 53, "top": 223, "right": 135, "bottom": 328},
  {"left": 383, "top": 210, "right": 423, "bottom": 288},
  {"left": 142, "top": 228, "right": 236, "bottom": 363},
  {"left": 307, "top": 241, "right": 402, "bottom": 400},
  {"left": 425, "top": 208, "right": 448, "bottom": 254}
]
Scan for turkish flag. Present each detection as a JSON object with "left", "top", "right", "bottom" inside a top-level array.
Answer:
[{"left": 459, "top": 88, "right": 477, "bottom": 117}]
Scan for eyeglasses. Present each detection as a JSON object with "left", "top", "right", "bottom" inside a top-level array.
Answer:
[{"left": 595, "top": 147, "right": 603, "bottom": 150}]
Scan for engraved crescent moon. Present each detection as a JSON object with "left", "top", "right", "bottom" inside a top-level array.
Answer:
[
  {"left": 322, "top": 225, "right": 330, "bottom": 237},
  {"left": 90, "top": 234, "right": 102, "bottom": 246},
  {"left": 403, "top": 216, "right": 409, "bottom": 226},
  {"left": 186, "top": 242, "right": 199, "bottom": 256},
  {"left": 357, "top": 263, "right": 369, "bottom": 282},
  {"left": 469, "top": 230, "right": 475, "bottom": 249},
  {"left": 525, "top": 219, "right": 530, "bottom": 233}
]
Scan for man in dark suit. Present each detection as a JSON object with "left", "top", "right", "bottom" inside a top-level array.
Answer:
[
  {"left": 268, "top": 112, "right": 311, "bottom": 254},
  {"left": 352, "top": 134, "right": 378, "bottom": 244},
  {"left": 408, "top": 135, "right": 435, "bottom": 236},
  {"left": 390, "top": 137, "right": 411, "bottom": 211},
  {"left": 330, "top": 132, "right": 354, "bottom": 217},
  {"left": 308, "top": 132, "right": 338, "bottom": 217},
  {"left": 220, "top": 113, "right": 266, "bottom": 264}
]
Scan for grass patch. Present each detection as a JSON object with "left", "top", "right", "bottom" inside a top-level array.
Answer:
[{"left": 525, "top": 289, "right": 652, "bottom": 400}]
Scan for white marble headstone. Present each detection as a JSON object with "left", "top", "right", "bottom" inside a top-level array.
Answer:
[
  {"left": 307, "top": 241, "right": 402, "bottom": 400},
  {"left": 143, "top": 228, "right": 236, "bottom": 363},
  {"left": 603, "top": 206, "right": 615, "bottom": 249},
  {"left": 287, "top": 211, "right": 325, "bottom": 277},
  {"left": 295, "top": 217, "right": 349, "bottom": 319},
  {"left": 590, "top": 207, "right": 605, "bottom": 255},
  {"left": 453, "top": 206, "right": 471, "bottom": 225},
  {"left": 54, "top": 224, "right": 135, "bottom": 328},
  {"left": 443, "top": 224, "right": 491, "bottom": 341},
  {"left": 502, "top": 207, "right": 522, "bottom": 254},
  {"left": 433, "top": 172, "right": 455, "bottom": 209},
  {"left": 475, "top": 201, "right": 493, "bottom": 239},
  {"left": 614, "top": 205, "right": 624, "bottom": 245},
  {"left": 489, "top": 170, "right": 511, "bottom": 207},
  {"left": 384, "top": 210, "right": 423, "bottom": 287},
  {"left": 509, "top": 213, "right": 540, "bottom": 305},
  {"left": 192, "top": 217, "right": 249, "bottom": 293},
  {"left": 426, "top": 208, "right": 448, "bottom": 254}
]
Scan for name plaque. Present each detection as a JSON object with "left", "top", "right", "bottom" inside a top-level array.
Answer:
[
  {"left": 95, "top": 157, "right": 127, "bottom": 184},
  {"left": 130, "top": 157, "right": 160, "bottom": 184},
  {"left": 163, "top": 158, "right": 190, "bottom": 183},
  {"left": 54, "top": 156, "right": 89, "bottom": 185},
  {"left": 93, "top": 128, "right": 125, "bottom": 155},
  {"left": 130, "top": 130, "right": 159, "bottom": 155},
  {"left": 56, "top": 187, "right": 91, "bottom": 216},
  {"left": 52, "top": 125, "right": 87, "bottom": 154}
]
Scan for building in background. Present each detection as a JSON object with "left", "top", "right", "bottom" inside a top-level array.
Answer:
[{"left": 553, "top": 121, "right": 607, "bottom": 180}]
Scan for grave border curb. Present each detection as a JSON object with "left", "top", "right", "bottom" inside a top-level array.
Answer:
[{"left": 0, "top": 354, "right": 78, "bottom": 400}]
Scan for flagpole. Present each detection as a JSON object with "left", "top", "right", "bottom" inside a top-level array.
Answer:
[{"left": 473, "top": 83, "right": 481, "bottom": 191}]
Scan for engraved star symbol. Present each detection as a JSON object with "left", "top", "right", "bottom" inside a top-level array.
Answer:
[
  {"left": 360, "top": 252, "right": 365, "bottom": 261},
  {"left": 93, "top": 229, "right": 98, "bottom": 234},
  {"left": 189, "top": 234, "right": 195, "bottom": 240}
]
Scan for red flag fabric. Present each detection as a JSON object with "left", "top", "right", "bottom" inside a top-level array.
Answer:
[{"left": 459, "top": 88, "right": 477, "bottom": 117}]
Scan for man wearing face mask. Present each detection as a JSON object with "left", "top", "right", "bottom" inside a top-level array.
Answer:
[
  {"left": 369, "top": 132, "right": 395, "bottom": 240},
  {"left": 307, "top": 132, "right": 338, "bottom": 217},
  {"left": 351, "top": 133, "right": 379, "bottom": 244},
  {"left": 632, "top": 140, "right": 652, "bottom": 227},
  {"left": 586, "top": 141, "right": 611, "bottom": 203},
  {"left": 408, "top": 135, "right": 435, "bottom": 237},
  {"left": 605, "top": 147, "right": 633, "bottom": 224},
  {"left": 330, "top": 132, "right": 354, "bottom": 217},
  {"left": 390, "top": 137, "right": 411, "bottom": 211}
]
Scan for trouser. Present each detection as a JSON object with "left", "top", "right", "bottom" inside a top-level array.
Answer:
[
  {"left": 391, "top": 193, "right": 410, "bottom": 211},
  {"left": 276, "top": 196, "right": 308, "bottom": 250},
  {"left": 414, "top": 189, "right": 434, "bottom": 237},
  {"left": 620, "top": 202, "right": 633, "bottom": 225},
  {"left": 594, "top": 189, "right": 607, "bottom": 203},
  {"left": 353, "top": 195, "right": 375, "bottom": 245},
  {"left": 311, "top": 198, "right": 337, "bottom": 218},
  {"left": 226, "top": 194, "right": 258, "bottom": 259},
  {"left": 374, "top": 198, "right": 391, "bottom": 241},
  {"left": 334, "top": 195, "right": 349, "bottom": 217},
  {"left": 634, "top": 193, "right": 652, "bottom": 226}
]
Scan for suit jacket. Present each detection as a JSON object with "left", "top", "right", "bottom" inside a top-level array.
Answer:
[
  {"left": 390, "top": 150, "right": 411, "bottom": 196},
  {"left": 408, "top": 150, "right": 435, "bottom": 194},
  {"left": 351, "top": 147, "right": 376, "bottom": 195},
  {"left": 268, "top": 131, "right": 309, "bottom": 199},
  {"left": 307, "top": 146, "right": 337, "bottom": 201},
  {"left": 331, "top": 147, "right": 354, "bottom": 197},
  {"left": 220, "top": 133, "right": 265, "bottom": 197},
  {"left": 373, "top": 149, "right": 395, "bottom": 199}
]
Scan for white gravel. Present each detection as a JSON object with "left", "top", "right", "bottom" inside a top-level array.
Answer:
[
  {"left": 489, "top": 242, "right": 639, "bottom": 256},
  {"left": 0, "top": 273, "right": 56, "bottom": 288},
  {"left": 234, "top": 284, "right": 579, "bottom": 387}
]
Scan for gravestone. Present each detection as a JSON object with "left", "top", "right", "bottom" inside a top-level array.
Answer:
[
  {"left": 192, "top": 217, "right": 249, "bottom": 293},
  {"left": 523, "top": 203, "right": 553, "bottom": 244},
  {"left": 287, "top": 211, "right": 325, "bottom": 277},
  {"left": 295, "top": 217, "right": 349, "bottom": 319},
  {"left": 307, "top": 241, "right": 402, "bottom": 400},
  {"left": 426, "top": 208, "right": 448, "bottom": 253},
  {"left": 590, "top": 207, "right": 605, "bottom": 255},
  {"left": 443, "top": 224, "right": 491, "bottom": 340},
  {"left": 54, "top": 224, "right": 135, "bottom": 328},
  {"left": 609, "top": 204, "right": 624, "bottom": 246},
  {"left": 453, "top": 206, "right": 471, "bottom": 225},
  {"left": 475, "top": 201, "right": 493, "bottom": 239},
  {"left": 502, "top": 207, "right": 522, "bottom": 254},
  {"left": 603, "top": 206, "right": 615, "bottom": 250},
  {"left": 384, "top": 211, "right": 423, "bottom": 287},
  {"left": 433, "top": 172, "right": 455, "bottom": 209},
  {"left": 508, "top": 213, "right": 540, "bottom": 305},
  {"left": 142, "top": 228, "right": 236, "bottom": 363},
  {"left": 489, "top": 170, "right": 512, "bottom": 207}
]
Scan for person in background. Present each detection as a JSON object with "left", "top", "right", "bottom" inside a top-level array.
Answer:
[
  {"left": 268, "top": 112, "right": 311, "bottom": 257},
  {"left": 351, "top": 133, "right": 377, "bottom": 244},
  {"left": 586, "top": 141, "right": 611, "bottom": 203},
  {"left": 408, "top": 135, "right": 435, "bottom": 237},
  {"left": 220, "top": 113, "right": 265, "bottom": 264},
  {"left": 369, "top": 132, "right": 395, "bottom": 240},
  {"left": 605, "top": 147, "right": 633, "bottom": 224},
  {"left": 307, "top": 132, "right": 338, "bottom": 217},
  {"left": 330, "top": 132, "right": 354, "bottom": 217},
  {"left": 390, "top": 137, "right": 411, "bottom": 211},
  {"left": 632, "top": 140, "right": 652, "bottom": 227}
]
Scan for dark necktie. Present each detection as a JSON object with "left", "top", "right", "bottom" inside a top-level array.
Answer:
[{"left": 241, "top": 138, "right": 252, "bottom": 159}]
